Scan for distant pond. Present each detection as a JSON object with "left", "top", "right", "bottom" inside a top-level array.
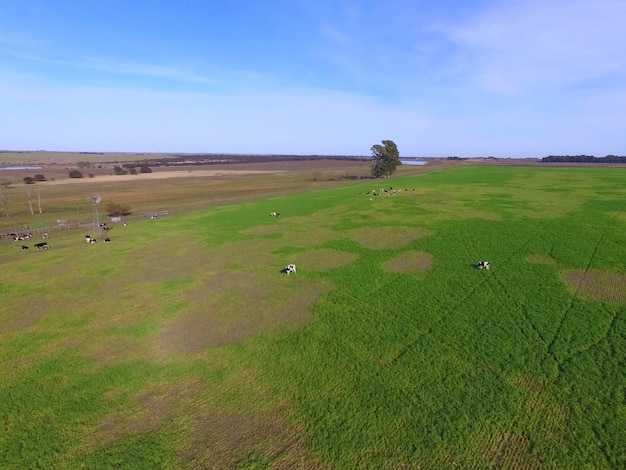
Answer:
[
  {"left": 0, "top": 166, "right": 42, "bottom": 170},
  {"left": 400, "top": 160, "right": 427, "bottom": 165}
]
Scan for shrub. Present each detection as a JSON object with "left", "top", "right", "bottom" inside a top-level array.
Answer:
[
  {"left": 69, "top": 170, "right": 83, "bottom": 178},
  {"left": 105, "top": 201, "right": 131, "bottom": 217}
]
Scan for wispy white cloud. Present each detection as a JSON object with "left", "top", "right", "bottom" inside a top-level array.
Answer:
[
  {"left": 0, "top": 0, "right": 623, "bottom": 156},
  {"left": 441, "top": 0, "right": 626, "bottom": 94}
]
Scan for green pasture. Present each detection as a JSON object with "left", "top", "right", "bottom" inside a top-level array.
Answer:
[{"left": 1, "top": 165, "right": 625, "bottom": 468}]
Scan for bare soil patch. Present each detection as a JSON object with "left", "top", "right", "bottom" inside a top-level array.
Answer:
[
  {"left": 41, "top": 169, "right": 285, "bottom": 185},
  {"left": 562, "top": 269, "right": 626, "bottom": 304}
]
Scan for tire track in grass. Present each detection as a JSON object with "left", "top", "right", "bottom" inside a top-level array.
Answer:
[
  {"left": 559, "top": 308, "right": 620, "bottom": 367},
  {"left": 380, "top": 282, "right": 485, "bottom": 367},
  {"left": 381, "top": 231, "right": 492, "bottom": 367},
  {"left": 460, "top": 222, "right": 544, "bottom": 348},
  {"left": 495, "top": 217, "right": 558, "bottom": 347},
  {"left": 546, "top": 199, "right": 626, "bottom": 364},
  {"left": 383, "top": 219, "right": 538, "bottom": 368}
]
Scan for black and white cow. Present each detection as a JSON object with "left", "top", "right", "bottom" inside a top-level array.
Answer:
[
  {"left": 270, "top": 211, "right": 280, "bottom": 217},
  {"left": 21, "top": 245, "right": 28, "bottom": 250},
  {"left": 34, "top": 242, "right": 49, "bottom": 250},
  {"left": 85, "top": 235, "right": 97, "bottom": 243},
  {"left": 284, "top": 263, "right": 297, "bottom": 275},
  {"left": 477, "top": 261, "right": 490, "bottom": 270},
  {"left": 104, "top": 238, "right": 111, "bottom": 242}
]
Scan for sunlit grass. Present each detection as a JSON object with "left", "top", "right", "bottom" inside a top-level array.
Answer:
[{"left": 1, "top": 165, "right": 625, "bottom": 468}]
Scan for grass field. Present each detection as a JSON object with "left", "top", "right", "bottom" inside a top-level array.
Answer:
[{"left": 1, "top": 164, "right": 625, "bottom": 468}]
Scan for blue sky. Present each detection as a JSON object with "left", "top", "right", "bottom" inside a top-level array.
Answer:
[{"left": 1, "top": 0, "right": 624, "bottom": 157}]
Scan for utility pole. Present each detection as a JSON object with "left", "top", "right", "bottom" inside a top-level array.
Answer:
[{"left": 27, "top": 190, "right": 34, "bottom": 215}]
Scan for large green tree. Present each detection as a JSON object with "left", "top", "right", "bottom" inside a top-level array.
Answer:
[{"left": 370, "top": 140, "right": 401, "bottom": 178}]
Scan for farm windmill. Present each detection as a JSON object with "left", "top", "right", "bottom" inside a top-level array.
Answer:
[{"left": 86, "top": 193, "right": 103, "bottom": 237}]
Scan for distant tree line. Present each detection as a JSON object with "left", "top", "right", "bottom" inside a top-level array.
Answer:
[
  {"left": 542, "top": 155, "right": 626, "bottom": 163},
  {"left": 112, "top": 163, "right": 152, "bottom": 175}
]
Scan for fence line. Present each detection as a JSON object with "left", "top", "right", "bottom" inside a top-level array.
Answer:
[{"left": 0, "top": 210, "right": 169, "bottom": 240}]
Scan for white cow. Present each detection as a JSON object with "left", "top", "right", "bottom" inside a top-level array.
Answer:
[
  {"left": 285, "top": 263, "right": 297, "bottom": 275},
  {"left": 477, "top": 261, "right": 490, "bottom": 270}
]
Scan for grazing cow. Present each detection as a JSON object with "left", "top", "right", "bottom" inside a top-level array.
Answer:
[
  {"left": 104, "top": 238, "right": 111, "bottom": 242},
  {"left": 42, "top": 232, "right": 49, "bottom": 240},
  {"left": 477, "top": 261, "right": 490, "bottom": 270},
  {"left": 21, "top": 245, "right": 28, "bottom": 250},
  {"left": 270, "top": 211, "right": 280, "bottom": 217},
  {"left": 284, "top": 263, "right": 297, "bottom": 275},
  {"left": 86, "top": 235, "right": 97, "bottom": 243},
  {"left": 34, "top": 242, "right": 49, "bottom": 250}
]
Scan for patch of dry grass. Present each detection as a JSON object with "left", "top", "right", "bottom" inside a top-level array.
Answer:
[
  {"left": 158, "top": 272, "right": 333, "bottom": 355},
  {"left": 562, "top": 270, "right": 626, "bottom": 304},
  {"left": 527, "top": 254, "right": 557, "bottom": 265},
  {"left": 481, "top": 433, "right": 542, "bottom": 470},
  {"left": 383, "top": 250, "right": 433, "bottom": 273}
]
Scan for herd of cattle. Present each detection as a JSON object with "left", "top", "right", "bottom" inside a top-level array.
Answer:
[
  {"left": 4, "top": 209, "right": 491, "bottom": 274},
  {"left": 4, "top": 223, "right": 115, "bottom": 250}
]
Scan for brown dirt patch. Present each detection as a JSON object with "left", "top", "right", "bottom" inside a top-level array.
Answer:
[
  {"left": 40, "top": 169, "right": 287, "bottom": 185},
  {"left": 293, "top": 249, "right": 359, "bottom": 271},
  {"left": 350, "top": 226, "right": 431, "bottom": 250},
  {"left": 527, "top": 254, "right": 557, "bottom": 265},
  {"left": 383, "top": 251, "right": 433, "bottom": 273},
  {"left": 562, "top": 270, "right": 626, "bottom": 304}
]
